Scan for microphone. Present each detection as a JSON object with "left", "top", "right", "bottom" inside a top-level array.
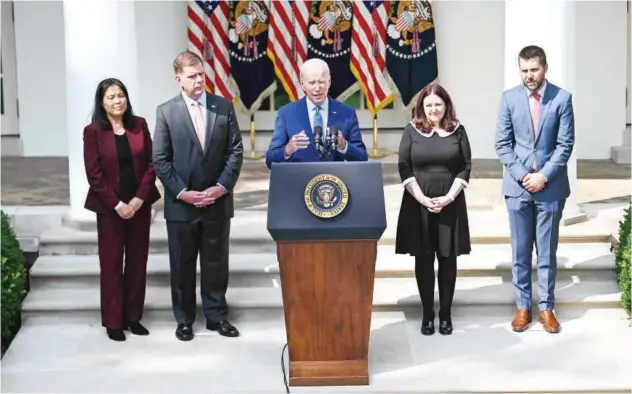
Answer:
[
  {"left": 329, "top": 125, "right": 339, "bottom": 152},
  {"left": 313, "top": 125, "right": 324, "bottom": 155}
]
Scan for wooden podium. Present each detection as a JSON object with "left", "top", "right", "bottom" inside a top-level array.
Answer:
[{"left": 267, "top": 162, "right": 386, "bottom": 387}]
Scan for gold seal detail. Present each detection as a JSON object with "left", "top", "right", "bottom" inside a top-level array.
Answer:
[{"left": 304, "top": 174, "right": 349, "bottom": 218}]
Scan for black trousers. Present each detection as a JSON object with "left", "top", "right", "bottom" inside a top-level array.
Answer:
[
  {"left": 166, "top": 217, "right": 230, "bottom": 324},
  {"left": 415, "top": 251, "right": 457, "bottom": 321}
]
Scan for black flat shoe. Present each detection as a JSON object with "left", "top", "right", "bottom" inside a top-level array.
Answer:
[
  {"left": 421, "top": 320, "right": 435, "bottom": 336},
  {"left": 106, "top": 328, "right": 126, "bottom": 342},
  {"left": 175, "top": 323, "right": 194, "bottom": 341},
  {"left": 125, "top": 321, "right": 150, "bottom": 336},
  {"left": 439, "top": 319, "right": 453, "bottom": 335},
  {"left": 206, "top": 320, "right": 240, "bottom": 337}
]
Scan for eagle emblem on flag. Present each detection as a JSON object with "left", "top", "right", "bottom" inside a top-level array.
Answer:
[
  {"left": 385, "top": 0, "right": 438, "bottom": 108},
  {"left": 228, "top": 0, "right": 276, "bottom": 114},
  {"left": 307, "top": 1, "right": 357, "bottom": 101},
  {"left": 388, "top": 0, "right": 433, "bottom": 53},
  {"left": 229, "top": 1, "right": 269, "bottom": 57},
  {"left": 309, "top": 0, "right": 353, "bottom": 52}
]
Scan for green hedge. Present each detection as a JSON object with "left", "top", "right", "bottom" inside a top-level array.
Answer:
[
  {"left": 614, "top": 204, "right": 631, "bottom": 319},
  {"left": 1, "top": 211, "right": 26, "bottom": 343}
]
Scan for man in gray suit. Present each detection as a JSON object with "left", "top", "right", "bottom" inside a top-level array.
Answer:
[
  {"left": 153, "top": 51, "right": 244, "bottom": 341},
  {"left": 495, "top": 45, "right": 575, "bottom": 334}
]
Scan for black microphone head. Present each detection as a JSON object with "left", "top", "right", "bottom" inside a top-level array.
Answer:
[{"left": 314, "top": 125, "right": 322, "bottom": 137}]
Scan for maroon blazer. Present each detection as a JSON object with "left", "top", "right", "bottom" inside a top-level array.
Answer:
[{"left": 83, "top": 116, "right": 161, "bottom": 215}]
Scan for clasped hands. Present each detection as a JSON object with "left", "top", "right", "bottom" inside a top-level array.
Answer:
[
  {"left": 179, "top": 186, "right": 226, "bottom": 208},
  {"left": 114, "top": 197, "right": 144, "bottom": 220},
  {"left": 420, "top": 195, "right": 453, "bottom": 213},
  {"left": 521, "top": 172, "right": 546, "bottom": 193}
]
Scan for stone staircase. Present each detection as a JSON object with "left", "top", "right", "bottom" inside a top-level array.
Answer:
[
  {"left": 2, "top": 205, "right": 630, "bottom": 393},
  {"left": 611, "top": 124, "right": 631, "bottom": 164}
]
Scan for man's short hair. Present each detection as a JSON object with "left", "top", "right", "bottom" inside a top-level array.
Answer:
[
  {"left": 518, "top": 45, "right": 547, "bottom": 66},
  {"left": 173, "top": 50, "right": 203, "bottom": 75},
  {"left": 300, "top": 58, "right": 330, "bottom": 78}
]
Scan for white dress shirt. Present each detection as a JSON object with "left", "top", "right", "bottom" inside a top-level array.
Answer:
[{"left": 182, "top": 91, "right": 207, "bottom": 126}]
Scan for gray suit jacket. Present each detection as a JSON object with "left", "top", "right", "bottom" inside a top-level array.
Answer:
[
  {"left": 495, "top": 81, "right": 575, "bottom": 201},
  {"left": 153, "top": 93, "right": 243, "bottom": 222}
]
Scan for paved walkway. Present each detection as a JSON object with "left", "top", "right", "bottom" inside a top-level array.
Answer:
[{"left": 2, "top": 157, "right": 629, "bottom": 209}]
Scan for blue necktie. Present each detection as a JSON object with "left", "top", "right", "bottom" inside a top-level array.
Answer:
[{"left": 314, "top": 106, "right": 323, "bottom": 133}]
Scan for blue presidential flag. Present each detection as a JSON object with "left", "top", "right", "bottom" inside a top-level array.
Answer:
[
  {"left": 228, "top": 0, "right": 276, "bottom": 113},
  {"left": 385, "top": 0, "right": 438, "bottom": 108},
  {"left": 307, "top": 1, "right": 358, "bottom": 100}
]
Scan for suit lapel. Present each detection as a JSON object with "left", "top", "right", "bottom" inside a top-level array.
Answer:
[
  {"left": 203, "top": 93, "right": 217, "bottom": 155},
  {"left": 298, "top": 97, "right": 313, "bottom": 137},
  {"left": 176, "top": 94, "right": 204, "bottom": 155},
  {"left": 534, "top": 84, "right": 553, "bottom": 144},
  {"left": 124, "top": 127, "right": 143, "bottom": 177},
  {"left": 327, "top": 98, "right": 337, "bottom": 131},
  {"left": 518, "top": 86, "right": 536, "bottom": 142}
]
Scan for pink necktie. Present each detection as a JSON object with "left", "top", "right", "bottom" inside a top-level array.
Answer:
[
  {"left": 192, "top": 102, "right": 206, "bottom": 150},
  {"left": 531, "top": 91, "right": 541, "bottom": 170},
  {"left": 531, "top": 91, "right": 541, "bottom": 136}
]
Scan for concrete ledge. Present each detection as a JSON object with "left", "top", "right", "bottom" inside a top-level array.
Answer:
[{"left": 61, "top": 209, "right": 158, "bottom": 232}]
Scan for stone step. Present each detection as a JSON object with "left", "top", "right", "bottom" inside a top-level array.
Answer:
[
  {"left": 29, "top": 243, "right": 616, "bottom": 289},
  {"left": 37, "top": 209, "right": 613, "bottom": 256},
  {"left": 5, "top": 308, "right": 631, "bottom": 393},
  {"left": 22, "top": 274, "right": 622, "bottom": 314},
  {"left": 611, "top": 145, "right": 631, "bottom": 164}
]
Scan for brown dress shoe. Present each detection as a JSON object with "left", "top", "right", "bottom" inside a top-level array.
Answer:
[
  {"left": 511, "top": 309, "right": 532, "bottom": 332},
  {"left": 539, "top": 310, "right": 561, "bottom": 333}
]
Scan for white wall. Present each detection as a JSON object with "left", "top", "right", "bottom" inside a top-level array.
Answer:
[
  {"left": 135, "top": 1, "right": 187, "bottom": 133},
  {"left": 433, "top": 1, "right": 505, "bottom": 159},
  {"left": 14, "top": 1, "right": 66, "bottom": 156},
  {"left": 574, "top": 1, "right": 628, "bottom": 159},
  {"left": 12, "top": 0, "right": 628, "bottom": 159}
]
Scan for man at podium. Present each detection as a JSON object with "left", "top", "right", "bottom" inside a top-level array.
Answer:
[{"left": 265, "top": 58, "right": 368, "bottom": 169}]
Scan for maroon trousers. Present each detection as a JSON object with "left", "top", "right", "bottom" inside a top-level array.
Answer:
[{"left": 96, "top": 207, "right": 152, "bottom": 329}]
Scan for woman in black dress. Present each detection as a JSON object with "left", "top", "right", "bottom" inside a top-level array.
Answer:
[{"left": 396, "top": 83, "right": 472, "bottom": 336}]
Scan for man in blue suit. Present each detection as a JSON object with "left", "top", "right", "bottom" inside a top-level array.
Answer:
[
  {"left": 495, "top": 45, "right": 575, "bottom": 334},
  {"left": 265, "top": 58, "right": 368, "bottom": 168}
]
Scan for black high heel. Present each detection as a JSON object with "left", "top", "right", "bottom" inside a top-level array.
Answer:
[
  {"left": 421, "top": 319, "right": 435, "bottom": 335},
  {"left": 439, "top": 319, "right": 453, "bottom": 335},
  {"left": 106, "top": 328, "right": 126, "bottom": 341},
  {"left": 125, "top": 321, "right": 150, "bottom": 336}
]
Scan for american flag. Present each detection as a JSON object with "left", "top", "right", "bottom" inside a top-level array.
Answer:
[
  {"left": 267, "top": 0, "right": 310, "bottom": 102},
  {"left": 350, "top": 1, "right": 395, "bottom": 115},
  {"left": 187, "top": 1, "right": 234, "bottom": 101}
]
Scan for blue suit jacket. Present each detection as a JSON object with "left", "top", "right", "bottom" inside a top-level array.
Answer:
[
  {"left": 265, "top": 96, "right": 368, "bottom": 169},
  {"left": 495, "top": 82, "right": 575, "bottom": 201}
]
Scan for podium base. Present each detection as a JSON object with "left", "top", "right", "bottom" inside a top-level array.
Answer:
[{"left": 289, "top": 360, "right": 368, "bottom": 386}]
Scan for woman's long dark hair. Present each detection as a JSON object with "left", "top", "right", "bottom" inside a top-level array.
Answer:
[
  {"left": 91, "top": 78, "right": 135, "bottom": 130},
  {"left": 412, "top": 83, "right": 459, "bottom": 134}
]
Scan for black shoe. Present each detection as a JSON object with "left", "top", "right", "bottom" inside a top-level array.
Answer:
[
  {"left": 421, "top": 320, "right": 435, "bottom": 336},
  {"left": 125, "top": 321, "right": 150, "bottom": 336},
  {"left": 175, "top": 323, "right": 194, "bottom": 341},
  {"left": 206, "top": 320, "right": 240, "bottom": 337},
  {"left": 106, "top": 328, "right": 126, "bottom": 342},
  {"left": 439, "top": 319, "right": 453, "bottom": 335}
]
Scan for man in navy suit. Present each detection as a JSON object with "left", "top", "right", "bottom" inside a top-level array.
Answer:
[
  {"left": 265, "top": 58, "right": 368, "bottom": 168},
  {"left": 495, "top": 45, "right": 575, "bottom": 334}
]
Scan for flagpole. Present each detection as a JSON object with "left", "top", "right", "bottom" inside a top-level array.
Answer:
[
  {"left": 245, "top": 114, "right": 265, "bottom": 160},
  {"left": 368, "top": 113, "right": 396, "bottom": 158}
]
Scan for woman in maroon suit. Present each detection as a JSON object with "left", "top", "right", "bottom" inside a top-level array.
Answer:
[{"left": 83, "top": 78, "right": 161, "bottom": 341}]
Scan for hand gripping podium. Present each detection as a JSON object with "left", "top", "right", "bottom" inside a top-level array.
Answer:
[{"left": 266, "top": 161, "right": 386, "bottom": 386}]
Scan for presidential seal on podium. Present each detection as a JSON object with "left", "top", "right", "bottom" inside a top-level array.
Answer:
[{"left": 304, "top": 174, "right": 349, "bottom": 219}]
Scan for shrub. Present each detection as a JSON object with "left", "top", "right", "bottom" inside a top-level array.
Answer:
[
  {"left": 614, "top": 204, "right": 631, "bottom": 319},
  {"left": 1, "top": 211, "right": 26, "bottom": 343}
]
